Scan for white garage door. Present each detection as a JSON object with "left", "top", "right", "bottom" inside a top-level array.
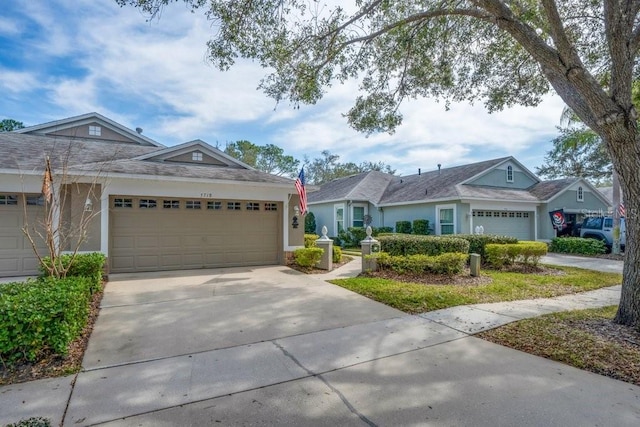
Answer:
[
  {"left": 472, "top": 210, "right": 534, "bottom": 241},
  {"left": 0, "top": 194, "right": 48, "bottom": 277},
  {"left": 110, "top": 196, "right": 282, "bottom": 273}
]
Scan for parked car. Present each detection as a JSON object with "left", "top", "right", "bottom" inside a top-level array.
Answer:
[{"left": 580, "top": 216, "right": 626, "bottom": 250}]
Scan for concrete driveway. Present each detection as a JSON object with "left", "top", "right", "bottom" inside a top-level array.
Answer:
[{"left": 2, "top": 259, "right": 640, "bottom": 426}]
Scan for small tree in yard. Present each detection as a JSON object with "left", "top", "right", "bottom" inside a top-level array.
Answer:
[{"left": 119, "top": 0, "right": 640, "bottom": 327}]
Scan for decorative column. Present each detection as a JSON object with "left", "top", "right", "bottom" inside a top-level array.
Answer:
[
  {"left": 315, "top": 225, "right": 333, "bottom": 271},
  {"left": 360, "top": 226, "right": 380, "bottom": 272}
]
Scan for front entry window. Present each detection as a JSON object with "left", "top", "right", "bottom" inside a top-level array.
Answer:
[
  {"left": 439, "top": 207, "right": 454, "bottom": 235},
  {"left": 335, "top": 205, "right": 344, "bottom": 235},
  {"left": 353, "top": 206, "right": 365, "bottom": 227}
]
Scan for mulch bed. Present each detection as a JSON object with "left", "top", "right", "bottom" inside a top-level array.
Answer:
[{"left": 0, "top": 285, "right": 104, "bottom": 386}]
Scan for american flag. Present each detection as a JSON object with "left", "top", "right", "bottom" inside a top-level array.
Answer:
[
  {"left": 295, "top": 168, "right": 307, "bottom": 215},
  {"left": 619, "top": 203, "right": 626, "bottom": 217}
]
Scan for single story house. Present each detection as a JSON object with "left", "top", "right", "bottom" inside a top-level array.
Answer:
[
  {"left": 0, "top": 112, "right": 304, "bottom": 277},
  {"left": 307, "top": 157, "right": 611, "bottom": 242}
]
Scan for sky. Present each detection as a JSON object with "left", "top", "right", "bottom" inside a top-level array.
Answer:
[{"left": 0, "top": 0, "right": 569, "bottom": 177}]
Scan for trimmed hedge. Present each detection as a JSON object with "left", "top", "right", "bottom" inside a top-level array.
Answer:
[
  {"left": 395, "top": 221, "right": 412, "bottom": 234},
  {"left": 374, "top": 252, "right": 468, "bottom": 275},
  {"left": 485, "top": 241, "right": 548, "bottom": 268},
  {"left": 454, "top": 234, "right": 519, "bottom": 262},
  {"left": 294, "top": 247, "right": 324, "bottom": 267},
  {"left": 549, "top": 237, "right": 607, "bottom": 255},
  {"left": 332, "top": 246, "right": 343, "bottom": 263},
  {"left": 40, "top": 252, "right": 106, "bottom": 293},
  {"left": 0, "top": 276, "right": 93, "bottom": 365},
  {"left": 378, "top": 234, "right": 470, "bottom": 256},
  {"left": 304, "top": 234, "right": 319, "bottom": 248},
  {"left": 304, "top": 212, "right": 317, "bottom": 233},
  {"left": 412, "top": 219, "right": 430, "bottom": 235}
]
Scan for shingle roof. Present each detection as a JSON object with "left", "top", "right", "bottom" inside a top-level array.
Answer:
[
  {"left": 0, "top": 133, "right": 295, "bottom": 186},
  {"left": 528, "top": 178, "right": 579, "bottom": 200},
  {"left": 307, "top": 171, "right": 394, "bottom": 203},
  {"left": 378, "top": 157, "right": 511, "bottom": 204},
  {"left": 308, "top": 157, "right": 589, "bottom": 206}
]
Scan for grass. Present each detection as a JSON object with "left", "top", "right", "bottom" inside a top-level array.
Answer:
[
  {"left": 478, "top": 306, "right": 640, "bottom": 386},
  {"left": 329, "top": 266, "right": 621, "bottom": 314}
]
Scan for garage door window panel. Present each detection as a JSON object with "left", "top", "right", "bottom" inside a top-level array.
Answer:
[
  {"left": 246, "top": 202, "right": 260, "bottom": 211},
  {"left": 264, "top": 203, "right": 277, "bottom": 211},
  {"left": 114, "top": 198, "right": 132, "bottom": 208},
  {"left": 139, "top": 199, "right": 157, "bottom": 209},
  {"left": 228, "top": 202, "right": 241, "bottom": 210},
  {"left": 186, "top": 200, "right": 202, "bottom": 209},
  {"left": 207, "top": 201, "right": 222, "bottom": 210},
  {"left": 164, "top": 200, "right": 180, "bottom": 209}
]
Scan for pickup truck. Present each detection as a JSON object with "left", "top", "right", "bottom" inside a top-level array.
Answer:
[{"left": 579, "top": 216, "right": 626, "bottom": 250}]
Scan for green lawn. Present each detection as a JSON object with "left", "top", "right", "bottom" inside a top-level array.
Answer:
[{"left": 330, "top": 266, "right": 621, "bottom": 314}]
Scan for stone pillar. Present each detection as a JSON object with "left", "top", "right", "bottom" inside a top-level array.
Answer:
[
  {"left": 360, "top": 226, "right": 381, "bottom": 273},
  {"left": 315, "top": 225, "right": 333, "bottom": 271}
]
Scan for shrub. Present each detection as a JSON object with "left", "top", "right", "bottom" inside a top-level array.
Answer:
[
  {"left": 304, "top": 211, "right": 317, "bottom": 234},
  {"left": 0, "top": 276, "right": 93, "bottom": 365},
  {"left": 294, "top": 247, "right": 324, "bottom": 267},
  {"left": 304, "top": 234, "right": 319, "bottom": 248},
  {"left": 6, "top": 417, "right": 52, "bottom": 427},
  {"left": 549, "top": 237, "right": 606, "bottom": 255},
  {"left": 332, "top": 245, "right": 343, "bottom": 263},
  {"left": 454, "top": 234, "right": 519, "bottom": 263},
  {"left": 374, "top": 252, "right": 468, "bottom": 275},
  {"left": 395, "top": 221, "right": 412, "bottom": 234},
  {"left": 378, "top": 234, "right": 470, "bottom": 256},
  {"left": 485, "top": 242, "right": 548, "bottom": 268},
  {"left": 338, "top": 226, "right": 392, "bottom": 248},
  {"left": 412, "top": 219, "right": 430, "bottom": 235},
  {"left": 40, "top": 252, "right": 106, "bottom": 293}
]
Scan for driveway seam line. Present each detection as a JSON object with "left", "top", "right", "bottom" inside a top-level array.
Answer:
[{"left": 271, "top": 341, "right": 378, "bottom": 427}]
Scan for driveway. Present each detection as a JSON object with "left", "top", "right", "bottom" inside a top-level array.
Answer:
[{"left": 2, "top": 260, "right": 639, "bottom": 426}]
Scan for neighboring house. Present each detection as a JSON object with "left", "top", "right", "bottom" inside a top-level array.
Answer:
[
  {"left": 307, "top": 157, "right": 610, "bottom": 242},
  {"left": 0, "top": 112, "right": 304, "bottom": 277}
]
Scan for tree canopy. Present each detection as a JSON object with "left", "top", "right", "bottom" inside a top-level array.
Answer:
[
  {"left": 224, "top": 140, "right": 299, "bottom": 176},
  {"left": 118, "top": 0, "right": 640, "bottom": 326},
  {"left": 0, "top": 119, "right": 24, "bottom": 132},
  {"left": 304, "top": 150, "right": 395, "bottom": 185},
  {"left": 536, "top": 127, "right": 612, "bottom": 185}
]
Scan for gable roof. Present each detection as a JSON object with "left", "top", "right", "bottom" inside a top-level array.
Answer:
[
  {"left": 16, "top": 112, "right": 163, "bottom": 147},
  {"left": 133, "top": 139, "right": 255, "bottom": 169}
]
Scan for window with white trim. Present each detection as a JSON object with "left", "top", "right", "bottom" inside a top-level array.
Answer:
[
  {"left": 192, "top": 152, "right": 203, "bottom": 161},
  {"left": 577, "top": 186, "right": 584, "bottom": 202},
  {"left": 506, "top": 165, "right": 514, "bottom": 182},
  {"left": 436, "top": 204, "right": 456, "bottom": 235},
  {"left": 88, "top": 125, "right": 101, "bottom": 136},
  {"left": 352, "top": 204, "right": 367, "bottom": 227},
  {"left": 334, "top": 204, "right": 345, "bottom": 235}
]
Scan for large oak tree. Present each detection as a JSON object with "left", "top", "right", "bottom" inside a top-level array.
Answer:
[{"left": 118, "top": 0, "right": 640, "bottom": 327}]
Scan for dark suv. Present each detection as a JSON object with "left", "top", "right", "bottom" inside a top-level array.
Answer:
[{"left": 579, "top": 216, "right": 626, "bottom": 250}]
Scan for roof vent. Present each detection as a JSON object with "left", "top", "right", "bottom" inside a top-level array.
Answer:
[
  {"left": 437, "top": 164, "right": 441, "bottom": 175},
  {"left": 418, "top": 168, "right": 421, "bottom": 175},
  {"left": 136, "top": 127, "right": 143, "bottom": 134}
]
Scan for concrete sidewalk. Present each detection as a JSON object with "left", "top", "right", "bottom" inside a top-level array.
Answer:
[{"left": 1, "top": 254, "right": 636, "bottom": 426}]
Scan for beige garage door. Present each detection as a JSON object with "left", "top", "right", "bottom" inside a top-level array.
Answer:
[
  {"left": 0, "top": 194, "right": 48, "bottom": 277},
  {"left": 110, "top": 196, "right": 282, "bottom": 273}
]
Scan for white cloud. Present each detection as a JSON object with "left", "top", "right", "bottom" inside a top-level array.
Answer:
[{"left": 0, "top": 69, "right": 38, "bottom": 93}]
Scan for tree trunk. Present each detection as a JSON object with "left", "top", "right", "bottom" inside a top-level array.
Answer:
[{"left": 610, "top": 129, "right": 640, "bottom": 327}]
